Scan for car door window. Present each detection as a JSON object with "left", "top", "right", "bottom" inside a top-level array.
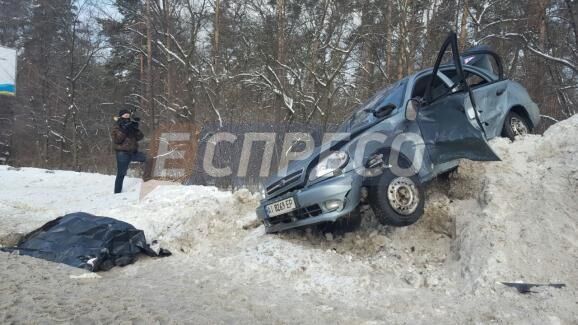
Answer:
[
  {"left": 441, "top": 68, "right": 489, "bottom": 90},
  {"left": 465, "top": 72, "right": 487, "bottom": 87},
  {"left": 462, "top": 49, "right": 502, "bottom": 80},
  {"left": 412, "top": 74, "right": 450, "bottom": 101}
]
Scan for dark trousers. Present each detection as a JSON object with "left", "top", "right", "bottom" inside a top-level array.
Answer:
[{"left": 115, "top": 151, "right": 147, "bottom": 193}]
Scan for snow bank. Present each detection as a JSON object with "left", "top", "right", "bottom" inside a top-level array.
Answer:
[
  {"left": 450, "top": 115, "right": 578, "bottom": 292},
  {"left": 104, "top": 185, "right": 260, "bottom": 253}
]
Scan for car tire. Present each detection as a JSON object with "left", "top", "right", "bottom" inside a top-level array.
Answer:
[
  {"left": 330, "top": 205, "right": 362, "bottom": 233},
  {"left": 368, "top": 169, "right": 425, "bottom": 227},
  {"left": 502, "top": 111, "right": 531, "bottom": 140}
]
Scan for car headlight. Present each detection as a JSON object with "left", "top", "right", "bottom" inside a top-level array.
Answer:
[{"left": 308, "top": 151, "right": 349, "bottom": 182}]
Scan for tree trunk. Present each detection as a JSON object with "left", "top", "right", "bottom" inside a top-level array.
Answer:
[
  {"left": 526, "top": 0, "right": 549, "bottom": 107},
  {"left": 213, "top": 0, "right": 220, "bottom": 68},
  {"left": 397, "top": 1, "right": 407, "bottom": 79},
  {"left": 164, "top": 0, "right": 173, "bottom": 107},
  {"left": 565, "top": 0, "right": 578, "bottom": 50},
  {"left": 70, "top": 17, "right": 78, "bottom": 171},
  {"left": 146, "top": 0, "right": 155, "bottom": 128},
  {"left": 405, "top": 0, "right": 415, "bottom": 75},
  {"left": 276, "top": 0, "right": 287, "bottom": 97},
  {"left": 358, "top": 1, "right": 374, "bottom": 98},
  {"left": 384, "top": 1, "right": 392, "bottom": 79},
  {"left": 275, "top": 0, "right": 287, "bottom": 121},
  {"left": 459, "top": 0, "right": 469, "bottom": 49}
]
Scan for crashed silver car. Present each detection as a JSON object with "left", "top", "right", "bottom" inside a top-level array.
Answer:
[{"left": 256, "top": 32, "right": 540, "bottom": 233}]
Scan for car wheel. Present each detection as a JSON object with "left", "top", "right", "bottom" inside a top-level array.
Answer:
[
  {"left": 502, "top": 111, "right": 531, "bottom": 140},
  {"left": 368, "top": 169, "right": 425, "bottom": 227},
  {"left": 329, "top": 205, "right": 362, "bottom": 233}
]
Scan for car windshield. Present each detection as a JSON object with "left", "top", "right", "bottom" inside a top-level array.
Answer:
[{"left": 338, "top": 79, "right": 407, "bottom": 132}]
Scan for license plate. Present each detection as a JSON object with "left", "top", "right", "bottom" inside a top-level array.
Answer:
[{"left": 266, "top": 197, "right": 297, "bottom": 217}]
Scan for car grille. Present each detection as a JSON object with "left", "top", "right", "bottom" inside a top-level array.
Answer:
[
  {"left": 266, "top": 170, "right": 303, "bottom": 196},
  {"left": 268, "top": 204, "right": 323, "bottom": 226}
]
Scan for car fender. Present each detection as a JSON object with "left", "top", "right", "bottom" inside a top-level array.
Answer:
[
  {"left": 501, "top": 81, "right": 541, "bottom": 129},
  {"left": 358, "top": 147, "right": 422, "bottom": 187}
]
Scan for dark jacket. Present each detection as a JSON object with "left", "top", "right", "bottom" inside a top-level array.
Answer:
[{"left": 111, "top": 121, "right": 144, "bottom": 152}]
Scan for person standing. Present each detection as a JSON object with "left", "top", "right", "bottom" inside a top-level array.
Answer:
[{"left": 111, "top": 109, "right": 146, "bottom": 193}]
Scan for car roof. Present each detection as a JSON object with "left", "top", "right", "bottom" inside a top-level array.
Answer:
[{"left": 410, "top": 63, "right": 499, "bottom": 81}]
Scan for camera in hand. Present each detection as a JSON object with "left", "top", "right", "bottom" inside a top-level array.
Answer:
[
  {"left": 119, "top": 116, "right": 140, "bottom": 132},
  {"left": 129, "top": 116, "right": 140, "bottom": 130}
]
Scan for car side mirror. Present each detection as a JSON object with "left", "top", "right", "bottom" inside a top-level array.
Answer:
[
  {"left": 405, "top": 99, "right": 419, "bottom": 121},
  {"left": 373, "top": 103, "right": 397, "bottom": 118}
]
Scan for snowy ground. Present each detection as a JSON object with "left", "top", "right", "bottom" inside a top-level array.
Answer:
[{"left": 1, "top": 116, "right": 577, "bottom": 324}]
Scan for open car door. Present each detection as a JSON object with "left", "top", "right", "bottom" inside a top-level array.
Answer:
[{"left": 419, "top": 32, "right": 500, "bottom": 164}]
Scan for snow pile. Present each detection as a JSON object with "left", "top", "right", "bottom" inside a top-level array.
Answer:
[
  {"left": 450, "top": 115, "right": 578, "bottom": 292},
  {"left": 104, "top": 185, "right": 259, "bottom": 253}
]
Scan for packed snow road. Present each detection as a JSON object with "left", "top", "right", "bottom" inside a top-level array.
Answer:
[{"left": 1, "top": 115, "right": 577, "bottom": 324}]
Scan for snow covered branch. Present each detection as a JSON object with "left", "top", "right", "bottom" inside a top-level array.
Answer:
[{"left": 479, "top": 33, "right": 578, "bottom": 73}]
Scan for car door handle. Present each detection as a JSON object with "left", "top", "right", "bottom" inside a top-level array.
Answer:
[{"left": 496, "top": 88, "right": 506, "bottom": 96}]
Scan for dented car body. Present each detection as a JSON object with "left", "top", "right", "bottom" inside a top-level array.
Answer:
[{"left": 256, "top": 32, "right": 540, "bottom": 233}]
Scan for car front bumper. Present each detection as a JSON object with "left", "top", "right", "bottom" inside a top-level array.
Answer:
[{"left": 256, "top": 170, "right": 362, "bottom": 233}]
